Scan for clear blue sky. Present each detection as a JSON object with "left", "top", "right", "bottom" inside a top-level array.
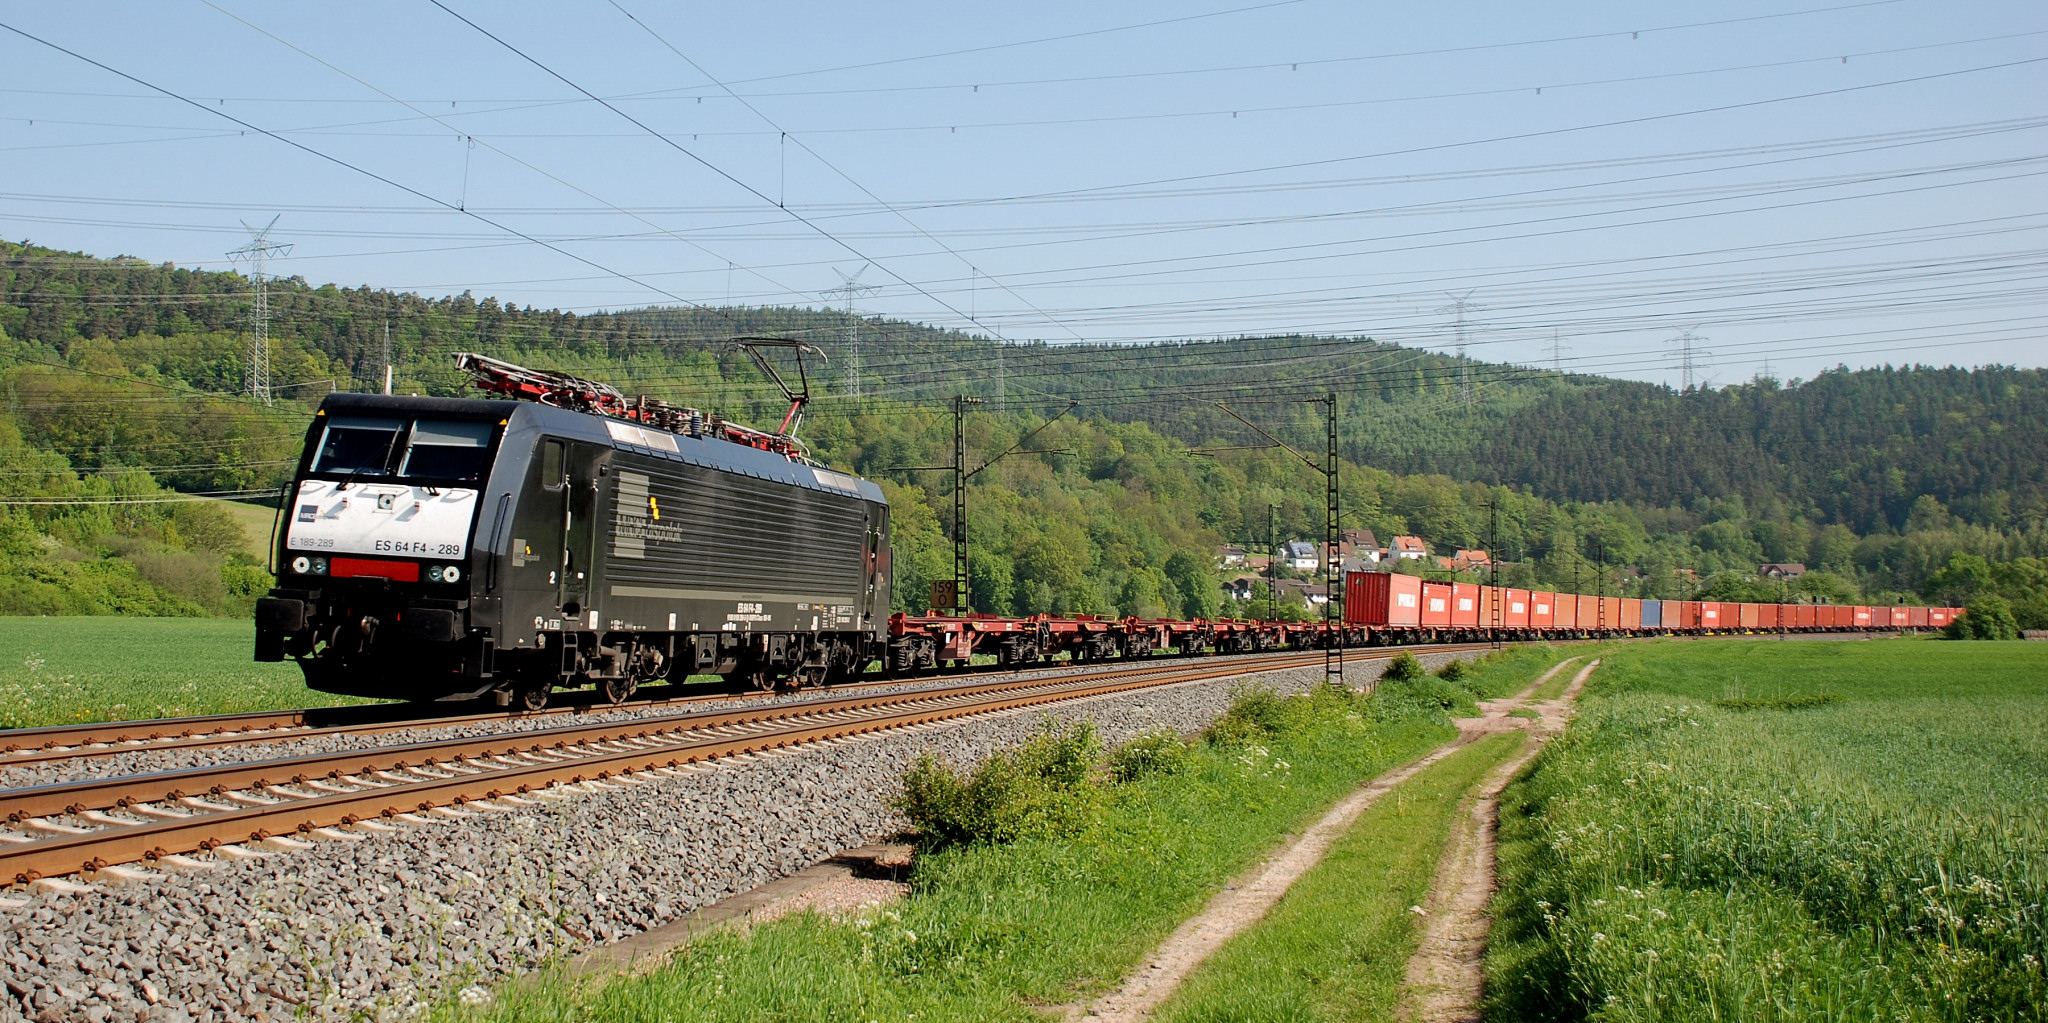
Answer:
[{"left": 2, "top": 0, "right": 2043, "bottom": 388}]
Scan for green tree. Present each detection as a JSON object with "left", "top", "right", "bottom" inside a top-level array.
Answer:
[{"left": 1163, "top": 549, "right": 1220, "bottom": 620}]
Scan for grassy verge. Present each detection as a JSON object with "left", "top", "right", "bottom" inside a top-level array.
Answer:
[
  {"left": 1487, "top": 638, "right": 2048, "bottom": 1022},
  {"left": 0, "top": 617, "right": 357, "bottom": 727},
  {"left": 436, "top": 668, "right": 1541, "bottom": 1022},
  {"left": 1156, "top": 731, "right": 1525, "bottom": 1023}
]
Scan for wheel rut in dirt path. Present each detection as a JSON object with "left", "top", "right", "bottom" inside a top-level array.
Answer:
[
  {"left": 1064, "top": 656, "right": 1592, "bottom": 1023},
  {"left": 1402, "top": 658, "right": 1600, "bottom": 1023}
]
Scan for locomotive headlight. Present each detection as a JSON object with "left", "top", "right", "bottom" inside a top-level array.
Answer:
[
  {"left": 290, "top": 556, "right": 311, "bottom": 575},
  {"left": 441, "top": 564, "right": 461, "bottom": 583}
]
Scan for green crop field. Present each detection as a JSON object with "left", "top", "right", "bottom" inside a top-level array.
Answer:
[
  {"left": 1488, "top": 637, "right": 2048, "bottom": 1022},
  {"left": 0, "top": 617, "right": 361, "bottom": 728}
]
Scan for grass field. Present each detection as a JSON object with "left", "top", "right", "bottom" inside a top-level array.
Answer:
[
  {"left": 0, "top": 617, "right": 353, "bottom": 728},
  {"left": 1157, "top": 731, "right": 1525, "bottom": 1023},
  {"left": 1487, "top": 637, "right": 2048, "bottom": 1022}
]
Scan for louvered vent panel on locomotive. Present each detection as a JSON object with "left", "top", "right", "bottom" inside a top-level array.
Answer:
[{"left": 597, "top": 452, "right": 871, "bottom": 627}]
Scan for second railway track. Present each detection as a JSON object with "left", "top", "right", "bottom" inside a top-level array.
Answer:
[
  {"left": 0, "top": 645, "right": 1487, "bottom": 885},
  {"left": 0, "top": 646, "right": 1368, "bottom": 769}
]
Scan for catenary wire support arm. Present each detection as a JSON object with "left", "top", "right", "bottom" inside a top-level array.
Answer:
[{"left": 966, "top": 402, "right": 1078, "bottom": 480}]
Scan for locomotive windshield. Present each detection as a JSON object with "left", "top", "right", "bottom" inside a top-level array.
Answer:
[{"left": 311, "top": 415, "right": 496, "bottom": 482}]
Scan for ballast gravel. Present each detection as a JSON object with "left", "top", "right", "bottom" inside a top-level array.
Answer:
[{"left": 0, "top": 650, "right": 1474, "bottom": 1022}]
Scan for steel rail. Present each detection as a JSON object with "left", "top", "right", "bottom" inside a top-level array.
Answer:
[
  {"left": 0, "top": 645, "right": 1359, "bottom": 766},
  {"left": 1, "top": 646, "right": 1474, "bottom": 883}
]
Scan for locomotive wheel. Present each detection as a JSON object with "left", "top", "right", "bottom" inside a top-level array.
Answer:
[
  {"left": 599, "top": 675, "right": 637, "bottom": 705},
  {"left": 516, "top": 680, "right": 551, "bottom": 712}
]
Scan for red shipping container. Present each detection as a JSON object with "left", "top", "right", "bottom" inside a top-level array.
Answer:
[
  {"left": 1451, "top": 582, "right": 1481, "bottom": 628},
  {"left": 1740, "top": 603, "right": 1761, "bottom": 630},
  {"left": 1829, "top": 606, "right": 1853, "bottom": 629},
  {"left": 1908, "top": 606, "right": 1930, "bottom": 628},
  {"left": 1554, "top": 592, "right": 1578, "bottom": 629},
  {"left": 1796, "top": 605, "right": 1819, "bottom": 629},
  {"left": 1577, "top": 594, "right": 1603, "bottom": 629},
  {"left": 1420, "top": 582, "right": 1453, "bottom": 628},
  {"left": 1504, "top": 589, "right": 1532, "bottom": 629},
  {"left": 1929, "top": 607, "right": 1954, "bottom": 627},
  {"left": 1669, "top": 601, "right": 1694, "bottom": 630},
  {"left": 1756, "top": 603, "right": 1781, "bottom": 629},
  {"left": 1701, "top": 602, "right": 1724, "bottom": 630},
  {"left": 1889, "top": 607, "right": 1909, "bottom": 627},
  {"left": 1853, "top": 606, "right": 1873, "bottom": 628},
  {"left": 1620, "top": 598, "right": 1643, "bottom": 630},
  {"left": 1531, "top": 592, "right": 1557, "bottom": 628},
  {"left": 1345, "top": 572, "right": 1421, "bottom": 627}
]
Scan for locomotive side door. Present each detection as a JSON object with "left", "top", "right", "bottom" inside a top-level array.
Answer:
[
  {"left": 559, "top": 443, "right": 602, "bottom": 620},
  {"left": 511, "top": 437, "right": 569, "bottom": 623}
]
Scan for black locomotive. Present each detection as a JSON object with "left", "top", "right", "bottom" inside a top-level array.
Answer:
[{"left": 255, "top": 350, "right": 891, "bottom": 709}]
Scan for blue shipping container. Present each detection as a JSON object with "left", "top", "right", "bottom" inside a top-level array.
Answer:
[{"left": 1641, "top": 599, "right": 1663, "bottom": 628}]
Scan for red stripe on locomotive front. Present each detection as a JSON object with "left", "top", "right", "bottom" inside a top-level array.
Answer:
[{"left": 329, "top": 557, "right": 421, "bottom": 582}]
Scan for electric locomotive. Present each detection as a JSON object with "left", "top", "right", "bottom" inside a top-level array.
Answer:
[{"left": 255, "top": 348, "right": 891, "bottom": 709}]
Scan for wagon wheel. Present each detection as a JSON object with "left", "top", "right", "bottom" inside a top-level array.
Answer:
[
  {"left": 745, "top": 668, "right": 776, "bottom": 692},
  {"left": 599, "top": 674, "right": 637, "bottom": 705}
]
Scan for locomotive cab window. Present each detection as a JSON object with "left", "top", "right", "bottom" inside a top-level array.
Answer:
[
  {"left": 312, "top": 415, "right": 405, "bottom": 475},
  {"left": 399, "top": 419, "right": 495, "bottom": 481},
  {"left": 539, "top": 439, "right": 565, "bottom": 489}
]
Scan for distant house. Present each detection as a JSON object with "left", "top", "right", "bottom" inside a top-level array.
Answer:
[
  {"left": 1274, "top": 578, "right": 1331, "bottom": 606},
  {"left": 1391, "top": 535, "right": 1429, "bottom": 561},
  {"left": 1218, "top": 544, "right": 1247, "bottom": 567},
  {"left": 1453, "top": 548, "right": 1491, "bottom": 571},
  {"left": 1759, "top": 563, "right": 1808, "bottom": 580},
  {"left": 1221, "top": 577, "right": 1256, "bottom": 602},
  {"left": 1322, "top": 528, "right": 1384, "bottom": 567},
  {"left": 1284, "top": 541, "right": 1319, "bottom": 572}
]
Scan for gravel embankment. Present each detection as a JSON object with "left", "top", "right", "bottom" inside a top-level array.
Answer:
[
  {"left": 1, "top": 651, "right": 1362, "bottom": 790},
  {"left": 0, "top": 651, "right": 1473, "bottom": 1022}
]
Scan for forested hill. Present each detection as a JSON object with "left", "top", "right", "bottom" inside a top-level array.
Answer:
[{"left": 4, "top": 240, "right": 2044, "bottom": 538}]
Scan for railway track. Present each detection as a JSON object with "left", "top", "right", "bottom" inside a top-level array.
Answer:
[
  {"left": 0, "top": 645, "right": 1489, "bottom": 885},
  {"left": 0, "top": 645, "right": 1428, "bottom": 769}
]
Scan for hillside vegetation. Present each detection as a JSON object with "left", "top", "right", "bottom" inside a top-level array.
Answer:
[{"left": 2, "top": 240, "right": 2041, "bottom": 619}]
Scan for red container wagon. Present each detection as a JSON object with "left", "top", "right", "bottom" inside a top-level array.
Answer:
[
  {"left": 1420, "top": 582, "right": 1454, "bottom": 628},
  {"left": 1345, "top": 572, "right": 1422, "bottom": 628},
  {"left": 1756, "top": 603, "right": 1782, "bottom": 630},
  {"left": 1450, "top": 582, "right": 1481, "bottom": 628},
  {"left": 1929, "top": 607, "right": 1955, "bottom": 628},
  {"left": 1531, "top": 592, "right": 1558, "bottom": 629},
  {"left": 1504, "top": 589, "right": 1532, "bottom": 629},
  {"left": 1701, "top": 602, "right": 1725, "bottom": 631},
  {"left": 1577, "top": 595, "right": 1604, "bottom": 630},
  {"left": 1740, "top": 603, "right": 1761, "bottom": 630},
  {"left": 1830, "top": 606, "right": 1855, "bottom": 629},
  {"left": 1853, "top": 606, "right": 1874, "bottom": 629},
  {"left": 1553, "top": 592, "right": 1577, "bottom": 630},
  {"left": 1620, "top": 598, "right": 1644, "bottom": 631},
  {"left": 1907, "top": 606, "right": 1930, "bottom": 628},
  {"left": 1794, "top": 605, "right": 1817, "bottom": 629},
  {"left": 1664, "top": 601, "right": 1689, "bottom": 630},
  {"left": 1889, "top": 606, "right": 1909, "bottom": 628}
]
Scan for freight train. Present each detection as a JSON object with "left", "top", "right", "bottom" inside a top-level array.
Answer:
[{"left": 254, "top": 351, "right": 1960, "bottom": 708}]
